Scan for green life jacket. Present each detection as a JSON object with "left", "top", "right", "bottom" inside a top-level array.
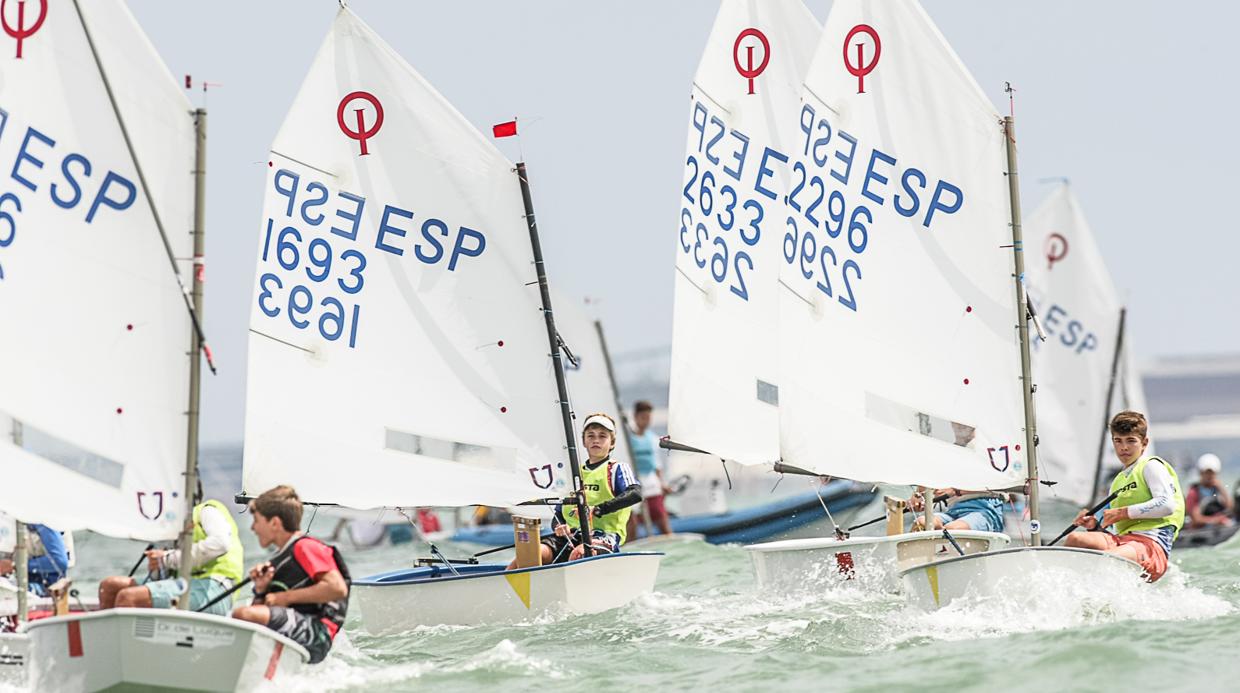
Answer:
[
  {"left": 190, "top": 500, "right": 245, "bottom": 583},
  {"left": 562, "top": 459, "right": 631, "bottom": 545},
  {"left": 1109, "top": 455, "right": 1185, "bottom": 539}
]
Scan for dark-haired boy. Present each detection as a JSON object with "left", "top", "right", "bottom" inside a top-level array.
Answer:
[
  {"left": 231, "top": 485, "right": 351, "bottom": 663},
  {"left": 1066, "top": 411, "right": 1184, "bottom": 582}
]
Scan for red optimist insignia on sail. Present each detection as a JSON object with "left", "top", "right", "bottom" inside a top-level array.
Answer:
[
  {"left": 493, "top": 120, "right": 518, "bottom": 138},
  {"left": 1, "top": 0, "right": 48, "bottom": 59},
  {"left": 337, "top": 91, "right": 384, "bottom": 156},
  {"left": 733, "top": 28, "right": 770, "bottom": 95},
  {"left": 843, "top": 24, "right": 881, "bottom": 94}
]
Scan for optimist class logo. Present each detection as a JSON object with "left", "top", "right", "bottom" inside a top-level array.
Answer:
[
  {"left": 843, "top": 24, "right": 881, "bottom": 94},
  {"left": 337, "top": 91, "right": 384, "bottom": 156},
  {"left": 1, "top": 0, "right": 47, "bottom": 59},
  {"left": 733, "top": 28, "right": 770, "bottom": 95},
  {"left": 1045, "top": 232, "right": 1069, "bottom": 270}
]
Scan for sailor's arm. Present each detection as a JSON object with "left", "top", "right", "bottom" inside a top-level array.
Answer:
[
  {"left": 162, "top": 504, "right": 231, "bottom": 572},
  {"left": 593, "top": 464, "right": 642, "bottom": 517},
  {"left": 262, "top": 570, "right": 348, "bottom": 607}
]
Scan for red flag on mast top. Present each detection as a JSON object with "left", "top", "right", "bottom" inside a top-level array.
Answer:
[{"left": 492, "top": 119, "right": 518, "bottom": 138}]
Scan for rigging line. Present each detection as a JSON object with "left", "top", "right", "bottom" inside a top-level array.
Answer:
[
  {"left": 814, "top": 481, "right": 840, "bottom": 531},
  {"left": 70, "top": 0, "right": 216, "bottom": 374}
]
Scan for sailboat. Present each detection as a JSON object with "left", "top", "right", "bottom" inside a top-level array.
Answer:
[
  {"left": 239, "top": 6, "right": 660, "bottom": 636},
  {"left": 1, "top": 1, "right": 307, "bottom": 689},
  {"left": 666, "top": 0, "right": 1013, "bottom": 589},
  {"left": 884, "top": 23, "right": 1148, "bottom": 609}
]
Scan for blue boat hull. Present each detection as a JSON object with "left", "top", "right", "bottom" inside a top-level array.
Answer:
[{"left": 450, "top": 481, "right": 875, "bottom": 546}]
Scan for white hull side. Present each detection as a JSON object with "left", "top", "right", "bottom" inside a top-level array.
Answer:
[
  {"left": 0, "top": 632, "right": 27, "bottom": 687},
  {"left": 900, "top": 546, "right": 1146, "bottom": 609},
  {"left": 354, "top": 553, "right": 662, "bottom": 635},
  {"left": 746, "top": 530, "right": 1009, "bottom": 592},
  {"left": 25, "top": 608, "right": 308, "bottom": 692}
]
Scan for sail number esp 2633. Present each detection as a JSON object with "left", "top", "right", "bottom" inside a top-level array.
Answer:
[{"left": 678, "top": 95, "right": 968, "bottom": 314}]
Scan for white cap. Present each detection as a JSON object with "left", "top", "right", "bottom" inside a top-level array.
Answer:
[
  {"left": 582, "top": 414, "right": 616, "bottom": 433},
  {"left": 1198, "top": 453, "right": 1222, "bottom": 473}
]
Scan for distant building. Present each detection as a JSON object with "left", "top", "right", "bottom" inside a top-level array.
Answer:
[{"left": 1144, "top": 353, "right": 1240, "bottom": 478}]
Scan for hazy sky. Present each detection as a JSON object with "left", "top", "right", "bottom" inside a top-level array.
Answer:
[{"left": 124, "top": 1, "right": 1239, "bottom": 445}]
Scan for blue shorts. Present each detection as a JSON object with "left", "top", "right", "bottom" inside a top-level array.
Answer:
[
  {"left": 936, "top": 497, "right": 1005, "bottom": 533},
  {"left": 146, "top": 577, "right": 232, "bottom": 616}
]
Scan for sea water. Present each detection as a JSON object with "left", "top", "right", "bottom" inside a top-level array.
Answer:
[{"left": 10, "top": 450, "right": 1239, "bottom": 692}]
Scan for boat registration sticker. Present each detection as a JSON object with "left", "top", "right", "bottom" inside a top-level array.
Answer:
[{"left": 133, "top": 617, "right": 237, "bottom": 650}]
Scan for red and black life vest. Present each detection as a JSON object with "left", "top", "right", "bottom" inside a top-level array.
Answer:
[{"left": 270, "top": 535, "right": 352, "bottom": 632}]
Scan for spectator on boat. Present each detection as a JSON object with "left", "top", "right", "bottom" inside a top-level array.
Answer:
[
  {"left": 626, "top": 400, "right": 673, "bottom": 539},
  {"left": 511, "top": 413, "right": 641, "bottom": 567},
  {"left": 908, "top": 489, "right": 1006, "bottom": 533},
  {"left": 1186, "top": 453, "right": 1233, "bottom": 528},
  {"left": 232, "top": 485, "right": 350, "bottom": 665},
  {"left": 98, "top": 498, "right": 244, "bottom": 615},
  {"left": 1066, "top": 411, "right": 1184, "bottom": 582},
  {"left": 0, "top": 524, "right": 69, "bottom": 596}
]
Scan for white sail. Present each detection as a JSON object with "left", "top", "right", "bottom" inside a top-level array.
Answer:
[
  {"left": 777, "top": 0, "right": 1026, "bottom": 490},
  {"left": 1023, "top": 184, "right": 1123, "bottom": 504},
  {"left": 242, "top": 8, "right": 570, "bottom": 510},
  {"left": 554, "top": 297, "right": 634, "bottom": 473},
  {"left": 0, "top": 0, "right": 194, "bottom": 540},
  {"left": 667, "top": 0, "right": 820, "bottom": 466}
]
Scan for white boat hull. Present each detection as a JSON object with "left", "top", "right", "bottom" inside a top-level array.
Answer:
[
  {"left": 0, "top": 632, "right": 27, "bottom": 687},
  {"left": 746, "top": 530, "right": 1010, "bottom": 592},
  {"left": 24, "top": 608, "right": 308, "bottom": 692},
  {"left": 900, "top": 546, "right": 1146, "bottom": 609},
  {"left": 354, "top": 552, "right": 663, "bottom": 634}
]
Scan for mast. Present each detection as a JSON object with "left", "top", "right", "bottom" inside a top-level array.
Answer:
[
  {"left": 1090, "top": 307, "right": 1127, "bottom": 502},
  {"left": 1003, "top": 115, "right": 1041, "bottom": 546},
  {"left": 594, "top": 321, "right": 638, "bottom": 460},
  {"left": 516, "top": 162, "right": 593, "bottom": 558},
  {"left": 177, "top": 108, "right": 208, "bottom": 607},
  {"left": 11, "top": 420, "right": 27, "bottom": 624}
]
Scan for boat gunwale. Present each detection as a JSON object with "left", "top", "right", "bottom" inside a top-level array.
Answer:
[
  {"left": 895, "top": 544, "right": 1144, "bottom": 578},
  {"left": 743, "top": 529, "right": 1010, "bottom": 553},
  {"left": 20, "top": 606, "right": 310, "bottom": 661}
]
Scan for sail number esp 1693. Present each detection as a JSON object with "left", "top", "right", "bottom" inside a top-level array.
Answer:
[{"left": 257, "top": 165, "right": 487, "bottom": 348}]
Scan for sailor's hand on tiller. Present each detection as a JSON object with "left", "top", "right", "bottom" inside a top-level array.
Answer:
[
  {"left": 250, "top": 562, "right": 274, "bottom": 591},
  {"left": 145, "top": 549, "right": 166, "bottom": 574},
  {"left": 1073, "top": 509, "right": 1098, "bottom": 530},
  {"left": 1100, "top": 507, "right": 1128, "bottom": 528},
  {"left": 907, "top": 494, "right": 924, "bottom": 512}
]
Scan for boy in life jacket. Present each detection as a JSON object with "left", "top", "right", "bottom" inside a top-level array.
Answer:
[
  {"left": 510, "top": 413, "right": 642, "bottom": 567},
  {"left": 1186, "top": 453, "right": 1233, "bottom": 528},
  {"left": 98, "top": 498, "right": 244, "bottom": 615},
  {"left": 1067, "top": 410, "right": 1185, "bottom": 582},
  {"left": 231, "top": 486, "right": 350, "bottom": 664}
]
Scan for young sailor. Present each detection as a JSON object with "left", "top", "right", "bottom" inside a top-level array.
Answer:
[
  {"left": 1186, "top": 453, "right": 1233, "bottom": 528},
  {"left": 511, "top": 413, "right": 642, "bottom": 566},
  {"left": 626, "top": 400, "right": 673, "bottom": 538},
  {"left": 97, "top": 499, "right": 243, "bottom": 615},
  {"left": 908, "top": 489, "right": 1006, "bottom": 533},
  {"left": 0, "top": 524, "right": 69, "bottom": 596},
  {"left": 232, "top": 486, "right": 350, "bottom": 664},
  {"left": 1067, "top": 410, "right": 1184, "bottom": 582}
]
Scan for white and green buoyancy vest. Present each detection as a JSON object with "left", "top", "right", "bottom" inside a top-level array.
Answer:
[
  {"left": 1109, "top": 455, "right": 1186, "bottom": 539},
  {"left": 562, "top": 459, "right": 631, "bottom": 545},
  {"left": 189, "top": 500, "right": 245, "bottom": 583}
]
